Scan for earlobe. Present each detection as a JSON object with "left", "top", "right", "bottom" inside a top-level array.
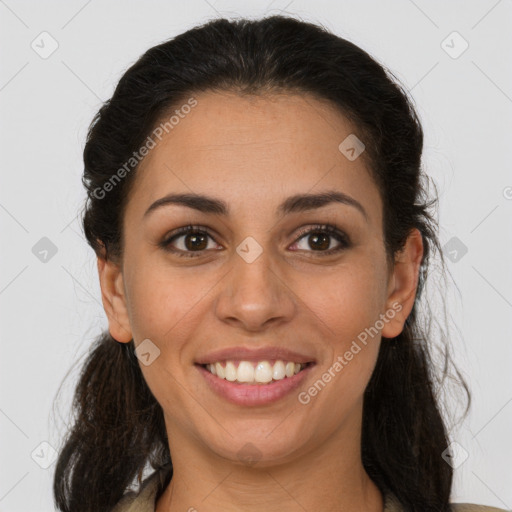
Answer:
[
  {"left": 381, "top": 228, "right": 424, "bottom": 339},
  {"left": 97, "top": 256, "right": 133, "bottom": 343}
]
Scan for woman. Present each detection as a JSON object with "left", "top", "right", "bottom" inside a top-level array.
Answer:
[{"left": 52, "top": 15, "right": 506, "bottom": 512}]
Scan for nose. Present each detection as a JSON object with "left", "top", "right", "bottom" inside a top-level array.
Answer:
[{"left": 214, "top": 246, "right": 296, "bottom": 332}]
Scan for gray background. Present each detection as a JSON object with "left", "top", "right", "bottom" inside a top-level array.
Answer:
[{"left": 1, "top": 0, "right": 511, "bottom": 510}]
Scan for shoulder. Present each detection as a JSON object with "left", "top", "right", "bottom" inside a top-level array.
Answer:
[
  {"left": 385, "top": 494, "right": 508, "bottom": 512},
  {"left": 451, "top": 504, "right": 509, "bottom": 512},
  {"left": 110, "top": 481, "right": 156, "bottom": 512},
  {"left": 111, "top": 464, "right": 172, "bottom": 512}
]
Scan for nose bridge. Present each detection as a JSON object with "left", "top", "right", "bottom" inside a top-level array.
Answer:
[{"left": 214, "top": 237, "right": 295, "bottom": 330}]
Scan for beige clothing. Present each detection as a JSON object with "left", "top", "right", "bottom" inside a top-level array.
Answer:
[{"left": 112, "top": 464, "right": 507, "bottom": 512}]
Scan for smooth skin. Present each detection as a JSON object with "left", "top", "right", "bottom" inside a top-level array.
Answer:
[{"left": 97, "top": 90, "right": 423, "bottom": 512}]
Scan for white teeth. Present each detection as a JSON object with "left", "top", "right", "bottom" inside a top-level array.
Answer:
[
  {"left": 237, "top": 361, "right": 255, "bottom": 383},
  {"left": 205, "top": 360, "right": 307, "bottom": 384},
  {"left": 272, "top": 360, "right": 286, "bottom": 380},
  {"left": 254, "top": 361, "right": 273, "bottom": 383},
  {"left": 285, "top": 362, "right": 295, "bottom": 378},
  {"left": 214, "top": 362, "right": 225, "bottom": 379},
  {"left": 225, "top": 361, "right": 237, "bottom": 382}
]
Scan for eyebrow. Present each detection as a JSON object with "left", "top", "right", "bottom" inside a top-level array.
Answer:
[{"left": 143, "top": 190, "right": 368, "bottom": 222}]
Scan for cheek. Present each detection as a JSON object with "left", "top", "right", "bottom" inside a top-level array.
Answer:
[
  {"left": 301, "top": 269, "right": 385, "bottom": 420},
  {"left": 124, "top": 257, "right": 224, "bottom": 355},
  {"left": 306, "top": 262, "right": 388, "bottom": 348},
  {"left": 123, "top": 261, "right": 193, "bottom": 342}
]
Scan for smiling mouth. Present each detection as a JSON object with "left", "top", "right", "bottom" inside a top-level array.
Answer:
[{"left": 198, "top": 360, "right": 314, "bottom": 385}]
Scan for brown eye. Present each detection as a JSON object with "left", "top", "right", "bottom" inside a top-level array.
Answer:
[
  {"left": 159, "top": 225, "right": 220, "bottom": 258},
  {"left": 159, "top": 223, "right": 351, "bottom": 259},
  {"left": 182, "top": 232, "right": 209, "bottom": 251},
  {"left": 291, "top": 224, "right": 351, "bottom": 255},
  {"left": 306, "top": 232, "right": 331, "bottom": 251}
]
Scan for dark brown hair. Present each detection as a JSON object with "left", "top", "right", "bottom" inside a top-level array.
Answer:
[{"left": 53, "top": 15, "right": 469, "bottom": 512}]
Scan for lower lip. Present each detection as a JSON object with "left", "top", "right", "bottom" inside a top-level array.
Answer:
[{"left": 196, "top": 363, "right": 315, "bottom": 406}]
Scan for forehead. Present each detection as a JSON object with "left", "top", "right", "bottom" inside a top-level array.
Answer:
[{"left": 125, "top": 90, "right": 382, "bottom": 223}]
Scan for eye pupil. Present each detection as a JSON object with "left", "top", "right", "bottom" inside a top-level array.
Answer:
[
  {"left": 309, "top": 232, "right": 330, "bottom": 251},
  {"left": 185, "top": 233, "right": 208, "bottom": 251}
]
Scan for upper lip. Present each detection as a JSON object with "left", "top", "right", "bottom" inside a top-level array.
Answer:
[{"left": 195, "top": 346, "right": 316, "bottom": 365}]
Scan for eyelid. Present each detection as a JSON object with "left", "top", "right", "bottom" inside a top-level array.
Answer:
[
  {"left": 159, "top": 224, "right": 221, "bottom": 256},
  {"left": 294, "top": 223, "right": 349, "bottom": 243},
  {"left": 160, "top": 223, "right": 351, "bottom": 257},
  {"left": 291, "top": 223, "right": 351, "bottom": 253}
]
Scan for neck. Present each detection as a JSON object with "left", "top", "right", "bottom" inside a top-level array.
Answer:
[{"left": 156, "top": 414, "right": 383, "bottom": 512}]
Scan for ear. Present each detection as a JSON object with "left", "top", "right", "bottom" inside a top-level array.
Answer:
[
  {"left": 97, "top": 255, "right": 133, "bottom": 343},
  {"left": 381, "top": 228, "right": 424, "bottom": 339}
]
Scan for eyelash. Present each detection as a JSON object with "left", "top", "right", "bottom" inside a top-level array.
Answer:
[{"left": 159, "top": 223, "right": 351, "bottom": 258}]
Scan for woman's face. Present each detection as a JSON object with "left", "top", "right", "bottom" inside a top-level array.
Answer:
[{"left": 99, "top": 90, "right": 421, "bottom": 467}]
